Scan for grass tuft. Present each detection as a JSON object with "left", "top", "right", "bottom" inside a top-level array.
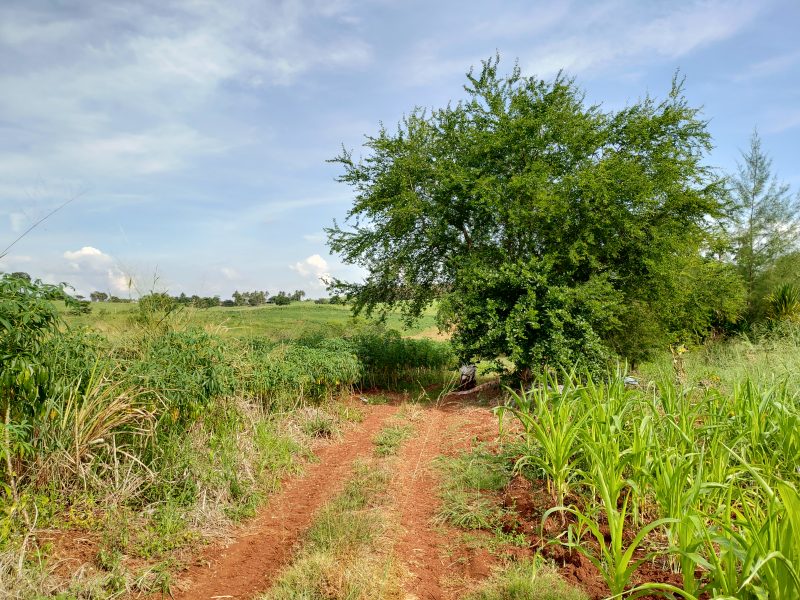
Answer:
[{"left": 464, "top": 559, "right": 587, "bottom": 600}]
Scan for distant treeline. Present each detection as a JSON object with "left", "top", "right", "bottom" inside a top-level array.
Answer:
[{"left": 6, "top": 273, "right": 346, "bottom": 308}]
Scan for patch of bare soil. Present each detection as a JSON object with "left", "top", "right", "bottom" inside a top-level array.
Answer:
[
  {"left": 166, "top": 403, "right": 398, "bottom": 600},
  {"left": 36, "top": 529, "right": 101, "bottom": 580}
]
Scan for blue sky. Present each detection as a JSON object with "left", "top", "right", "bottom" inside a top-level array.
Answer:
[{"left": 1, "top": 0, "right": 798, "bottom": 298}]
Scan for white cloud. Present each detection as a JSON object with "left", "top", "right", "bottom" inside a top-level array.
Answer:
[
  {"left": 734, "top": 51, "right": 800, "bottom": 82},
  {"left": 763, "top": 108, "right": 800, "bottom": 134},
  {"left": 0, "top": 0, "right": 373, "bottom": 186},
  {"left": 61, "top": 246, "right": 129, "bottom": 294},
  {"left": 220, "top": 266, "right": 240, "bottom": 281},
  {"left": 290, "top": 253, "right": 332, "bottom": 288},
  {"left": 523, "top": 1, "right": 759, "bottom": 78},
  {"left": 400, "top": 1, "right": 760, "bottom": 86},
  {"left": 63, "top": 246, "right": 111, "bottom": 263}
]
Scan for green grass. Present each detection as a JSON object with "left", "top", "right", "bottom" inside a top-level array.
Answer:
[
  {"left": 435, "top": 445, "right": 515, "bottom": 532},
  {"left": 464, "top": 559, "right": 587, "bottom": 600},
  {"left": 262, "top": 460, "right": 400, "bottom": 599},
  {"left": 60, "top": 300, "right": 440, "bottom": 341},
  {"left": 373, "top": 423, "right": 414, "bottom": 457},
  {"left": 638, "top": 325, "right": 800, "bottom": 394}
]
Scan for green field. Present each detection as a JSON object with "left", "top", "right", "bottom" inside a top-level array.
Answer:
[{"left": 60, "top": 300, "right": 441, "bottom": 340}]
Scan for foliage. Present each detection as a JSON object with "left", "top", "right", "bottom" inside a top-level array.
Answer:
[
  {"left": 232, "top": 290, "right": 267, "bottom": 306},
  {"left": 242, "top": 341, "right": 361, "bottom": 406},
  {"left": 129, "top": 329, "right": 235, "bottom": 427},
  {"left": 767, "top": 282, "right": 800, "bottom": 323},
  {"left": 497, "top": 363, "right": 800, "bottom": 599},
  {"left": 498, "top": 374, "right": 587, "bottom": 507},
  {"left": 0, "top": 274, "right": 62, "bottom": 420},
  {"left": 347, "top": 328, "right": 455, "bottom": 388},
  {"left": 728, "top": 129, "right": 800, "bottom": 317},
  {"left": 328, "top": 57, "right": 737, "bottom": 372},
  {"left": 270, "top": 292, "right": 292, "bottom": 306},
  {"left": 133, "top": 292, "right": 179, "bottom": 331}
]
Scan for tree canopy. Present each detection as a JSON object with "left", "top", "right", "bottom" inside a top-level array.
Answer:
[{"left": 327, "top": 58, "right": 743, "bottom": 372}]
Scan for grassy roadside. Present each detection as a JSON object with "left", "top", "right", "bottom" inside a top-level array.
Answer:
[
  {"left": 464, "top": 559, "right": 588, "bottom": 600},
  {"left": 0, "top": 400, "right": 362, "bottom": 600},
  {"left": 434, "top": 444, "right": 585, "bottom": 599}
]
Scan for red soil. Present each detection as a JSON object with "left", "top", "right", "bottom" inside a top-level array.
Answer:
[
  {"left": 390, "top": 397, "right": 509, "bottom": 600},
  {"left": 167, "top": 403, "right": 398, "bottom": 600},
  {"left": 499, "top": 474, "right": 686, "bottom": 600}
]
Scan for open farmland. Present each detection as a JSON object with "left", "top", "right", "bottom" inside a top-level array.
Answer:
[
  {"left": 58, "top": 300, "right": 441, "bottom": 341},
  {"left": 2, "top": 276, "right": 799, "bottom": 600},
  {"left": 3, "top": 11, "right": 800, "bottom": 599}
]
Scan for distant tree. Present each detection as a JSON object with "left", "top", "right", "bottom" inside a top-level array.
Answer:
[
  {"left": 290, "top": 290, "right": 306, "bottom": 302},
  {"left": 247, "top": 290, "right": 266, "bottom": 306},
  {"left": 192, "top": 295, "right": 220, "bottom": 309},
  {"left": 175, "top": 292, "right": 191, "bottom": 305},
  {"left": 271, "top": 291, "right": 292, "bottom": 306},
  {"left": 232, "top": 290, "right": 246, "bottom": 306},
  {"left": 10, "top": 271, "right": 31, "bottom": 282},
  {"left": 729, "top": 130, "right": 800, "bottom": 315},
  {"left": 221, "top": 299, "right": 236, "bottom": 307},
  {"left": 90, "top": 291, "right": 108, "bottom": 302},
  {"left": 70, "top": 300, "right": 91, "bottom": 315}
]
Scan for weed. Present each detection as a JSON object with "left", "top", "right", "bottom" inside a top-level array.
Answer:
[
  {"left": 464, "top": 558, "right": 587, "bottom": 600},
  {"left": 299, "top": 408, "right": 340, "bottom": 439},
  {"left": 373, "top": 423, "right": 414, "bottom": 457}
]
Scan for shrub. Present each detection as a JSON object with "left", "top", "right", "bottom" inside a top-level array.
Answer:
[
  {"left": 242, "top": 342, "right": 361, "bottom": 406},
  {"left": 348, "top": 329, "right": 455, "bottom": 389},
  {"left": 0, "top": 274, "right": 63, "bottom": 421},
  {"left": 128, "top": 329, "right": 235, "bottom": 427}
]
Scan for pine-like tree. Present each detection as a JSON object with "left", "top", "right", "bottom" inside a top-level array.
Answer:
[{"left": 730, "top": 130, "right": 800, "bottom": 307}]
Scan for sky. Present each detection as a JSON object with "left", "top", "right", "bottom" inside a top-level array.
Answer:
[{"left": 1, "top": 0, "right": 798, "bottom": 299}]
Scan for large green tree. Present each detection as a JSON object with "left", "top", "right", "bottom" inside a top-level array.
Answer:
[{"left": 327, "top": 59, "right": 742, "bottom": 372}]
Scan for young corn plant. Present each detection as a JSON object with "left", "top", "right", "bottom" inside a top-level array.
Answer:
[
  {"left": 692, "top": 447, "right": 800, "bottom": 599},
  {"left": 646, "top": 448, "right": 707, "bottom": 594},
  {"left": 497, "top": 375, "right": 587, "bottom": 509},
  {"left": 544, "top": 443, "right": 686, "bottom": 599}
]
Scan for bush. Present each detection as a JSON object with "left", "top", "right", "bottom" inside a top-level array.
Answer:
[
  {"left": 128, "top": 329, "right": 235, "bottom": 427},
  {"left": 0, "top": 274, "right": 63, "bottom": 421},
  {"left": 349, "top": 329, "right": 455, "bottom": 389},
  {"left": 243, "top": 343, "right": 361, "bottom": 406}
]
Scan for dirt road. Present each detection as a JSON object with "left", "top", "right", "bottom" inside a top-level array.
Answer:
[{"left": 167, "top": 394, "right": 501, "bottom": 600}]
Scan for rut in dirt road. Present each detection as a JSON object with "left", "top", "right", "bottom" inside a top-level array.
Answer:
[
  {"left": 169, "top": 403, "right": 397, "bottom": 600},
  {"left": 390, "top": 399, "right": 501, "bottom": 600}
]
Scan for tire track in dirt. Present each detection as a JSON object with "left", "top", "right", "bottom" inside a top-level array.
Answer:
[
  {"left": 169, "top": 403, "right": 398, "bottom": 600},
  {"left": 391, "top": 399, "right": 500, "bottom": 600}
]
